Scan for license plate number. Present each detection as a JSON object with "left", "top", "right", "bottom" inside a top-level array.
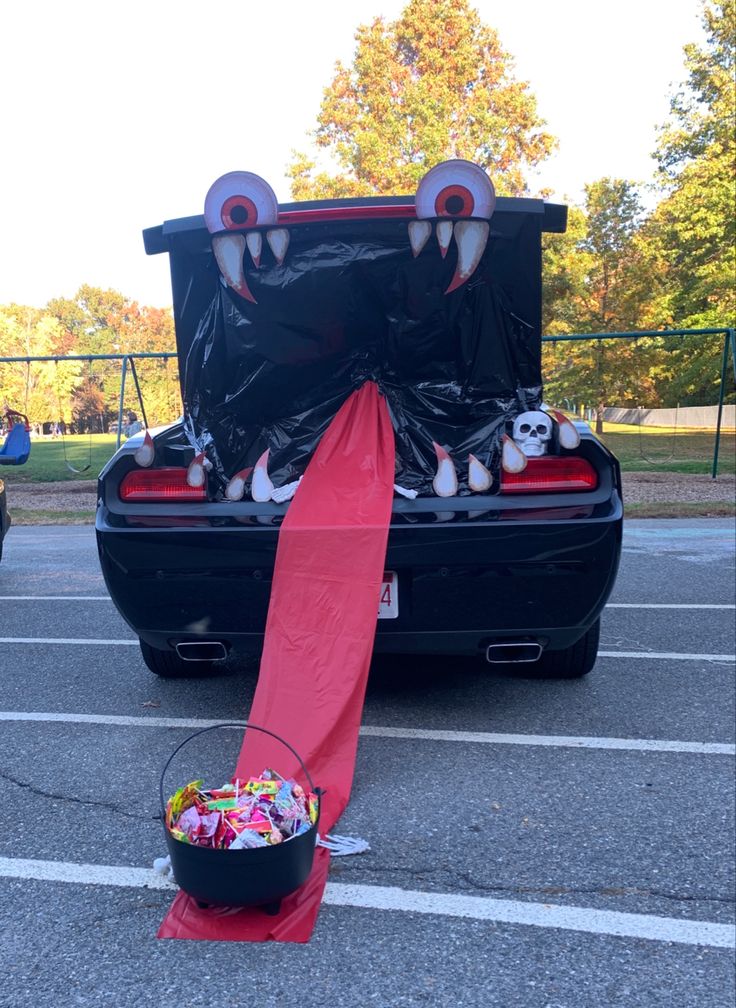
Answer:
[{"left": 378, "top": 572, "right": 398, "bottom": 619}]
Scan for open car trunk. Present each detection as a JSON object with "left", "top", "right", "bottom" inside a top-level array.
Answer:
[{"left": 144, "top": 196, "right": 566, "bottom": 495}]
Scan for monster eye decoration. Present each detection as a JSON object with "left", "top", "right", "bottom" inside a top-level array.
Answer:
[
  {"left": 411, "top": 160, "right": 495, "bottom": 294},
  {"left": 204, "top": 171, "right": 279, "bottom": 233},
  {"left": 204, "top": 171, "right": 289, "bottom": 303}
]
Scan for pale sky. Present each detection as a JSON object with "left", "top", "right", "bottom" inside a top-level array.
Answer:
[{"left": 0, "top": 0, "right": 705, "bottom": 309}]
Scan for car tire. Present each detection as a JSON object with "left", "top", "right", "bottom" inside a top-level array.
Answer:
[
  {"left": 139, "top": 639, "right": 222, "bottom": 679},
  {"left": 529, "top": 619, "right": 600, "bottom": 679}
]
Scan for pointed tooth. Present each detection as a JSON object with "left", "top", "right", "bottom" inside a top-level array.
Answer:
[
  {"left": 225, "top": 467, "right": 252, "bottom": 501},
  {"left": 212, "top": 233, "right": 256, "bottom": 302},
  {"left": 502, "top": 434, "right": 527, "bottom": 474},
  {"left": 468, "top": 453, "right": 492, "bottom": 492},
  {"left": 246, "top": 231, "right": 262, "bottom": 268},
  {"left": 251, "top": 448, "right": 274, "bottom": 502},
  {"left": 445, "top": 220, "right": 489, "bottom": 294},
  {"left": 187, "top": 451, "right": 207, "bottom": 488},
  {"left": 432, "top": 441, "right": 458, "bottom": 497},
  {"left": 134, "top": 430, "right": 155, "bottom": 467},
  {"left": 408, "top": 220, "right": 432, "bottom": 257},
  {"left": 549, "top": 409, "right": 581, "bottom": 449},
  {"left": 435, "top": 220, "right": 454, "bottom": 259},
  {"left": 266, "top": 228, "right": 290, "bottom": 265}
]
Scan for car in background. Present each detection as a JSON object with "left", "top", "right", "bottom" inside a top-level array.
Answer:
[
  {"left": 0, "top": 477, "right": 9, "bottom": 562},
  {"left": 96, "top": 166, "right": 622, "bottom": 680}
]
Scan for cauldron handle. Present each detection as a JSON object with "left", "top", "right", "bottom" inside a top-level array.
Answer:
[{"left": 159, "top": 722, "right": 317, "bottom": 816}]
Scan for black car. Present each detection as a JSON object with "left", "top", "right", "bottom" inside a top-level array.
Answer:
[{"left": 96, "top": 162, "right": 622, "bottom": 679}]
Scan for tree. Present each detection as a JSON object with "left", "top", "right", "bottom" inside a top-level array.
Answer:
[
  {"left": 46, "top": 285, "right": 132, "bottom": 357},
  {"left": 0, "top": 305, "right": 72, "bottom": 425},
  {"left": 635, "top": 0, "right": 735, "bottom": 405},
  {"left": 45, "top": 287, "right": 180, "bottom": 426},
  {"left": 71, "top": 376, "right": 110, "bottom": 433},
  {"left": 287, "top": 0, "right": 555, "bottom": 198},
  {"left": 542, "top": 179, "right": 661, "bottom": 429}
]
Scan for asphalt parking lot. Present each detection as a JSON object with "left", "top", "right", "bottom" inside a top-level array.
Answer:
[{"left": 0, "top": 519, "right": 734, "bottom": 1008}]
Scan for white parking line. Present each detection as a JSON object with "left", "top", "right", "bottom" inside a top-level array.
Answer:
[
  {"left": 358, "top": 726, "right": 736, "bottom": 755},
  {"left": 0, "top": 597, "right": 734, "bottom": 611},
  {"left": 598, "top": 651, "right": 734, "bottom": 661},
  {"left": 607, "top": 603, "right": 735, "bottom": 610},
  {"left": 0, "top": 596, "right": 111, "bottom": 601},
  {"left": 0, "top": 711, "right": 733, "bottom": 755},
  {"left": 0, "top": 856, "right": 732, "bottom": 949},
  {"left": 0, "top": 637, "right": 137, "bottom": 645}
]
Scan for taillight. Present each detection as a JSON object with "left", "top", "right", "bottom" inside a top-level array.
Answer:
[
  {"left": 500, "top": 457, "right": 598, "bottom": 494},
  {"left": 119, "top": 467, "right": 207, "bottom": 502}
]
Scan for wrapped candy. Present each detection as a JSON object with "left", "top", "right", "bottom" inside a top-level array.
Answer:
[
  {"left": 166, "top": 769, "right": 318, "bottom": 850},
  {"left": 165, "top": 780, "right": 203, "bottom": 829}
]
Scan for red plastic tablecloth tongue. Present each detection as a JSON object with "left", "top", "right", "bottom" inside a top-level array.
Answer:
[{"left": 158, "top": 381, "right": 395, "bottom": 941}]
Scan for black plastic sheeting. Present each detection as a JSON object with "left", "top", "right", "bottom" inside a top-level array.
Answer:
[{"left": 168, "top": 211, "right": 547, "bottom": 495}]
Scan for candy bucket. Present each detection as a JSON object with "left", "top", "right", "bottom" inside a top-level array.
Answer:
[{"left": 160, "top": 723, "right": 321, "bottom": 911}]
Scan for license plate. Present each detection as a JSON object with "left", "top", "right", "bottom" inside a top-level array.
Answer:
[{"left": 378, "top": 571, "right": 398, "bottom": 619}]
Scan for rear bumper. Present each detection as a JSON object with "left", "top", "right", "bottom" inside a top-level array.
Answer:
[{"left": 96, "top": 487, "right": 622, "bottom": 657}]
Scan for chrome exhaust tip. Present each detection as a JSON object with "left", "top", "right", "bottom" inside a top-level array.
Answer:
[
  {"left": 175, "top": 641, "right": 228, "bottom": 662},
  {"left": 485, "top": 642, "right": 543, "bottom": 664}
]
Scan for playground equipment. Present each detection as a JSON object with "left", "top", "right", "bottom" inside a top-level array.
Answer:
[
  {"left": 0, "top": 409, "right": 31, "bottom": 466},
  {"left": 636, "top": 403, "right": 680, "bottom": 464}
]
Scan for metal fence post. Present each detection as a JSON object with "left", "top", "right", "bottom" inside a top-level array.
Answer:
[
  {"left": 116, "top": 356, "right": 128, "bottom": 451},
  {"left": 712, "top": 329, "right": 736, "bottom": 480}
]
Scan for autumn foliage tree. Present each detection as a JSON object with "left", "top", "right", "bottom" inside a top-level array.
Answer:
[
  {"left": 288, "top": 0, "right": 555, "bottom": 198},
  {"left": 542, "top": 1, "right": 735, "bottom": 415},
  {"left": 542, "top": 180, "right": 664, "bottom": 429},
  {"left": 632, "top": 0, "right": 736, "bottom": 405},
  {"left": 1, "top": 288, "right": 179, "bottom": 430}
]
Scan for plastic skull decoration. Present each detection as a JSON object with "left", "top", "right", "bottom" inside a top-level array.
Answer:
[{"left": 512, "top": 411, "right": 553, "bottom": 458}]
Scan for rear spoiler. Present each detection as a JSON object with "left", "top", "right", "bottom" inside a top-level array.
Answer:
[{"left": 143, "top": 196, "right": 567, "bottom": 255}]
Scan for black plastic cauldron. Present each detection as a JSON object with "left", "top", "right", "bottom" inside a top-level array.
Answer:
[{"left": 160, "top": 723, "right": 321, "bottom": 913}]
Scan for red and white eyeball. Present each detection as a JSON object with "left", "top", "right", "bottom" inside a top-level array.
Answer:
[
  {"left": 204, "top": 171, "right": 279, "bottom": 234},
  {"left": 415, "top": 160, "right": 495, "bottom": 221}
]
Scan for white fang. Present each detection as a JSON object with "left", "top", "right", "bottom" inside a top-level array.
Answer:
[
  {"left": 550, "top": 410, "right": 581, "bottom": 449},
  {"left": 432, "top": 442, "right": 458, "bottom": 497},
  {"left": 502, "top": 435, "right": 527, "bottom": 474},
  {"left": 225, "top": 468, "right": 251, "bottom": 501},
  {"left": 246, "top": 231, "right": 262, "bottom": 268},
  {"left": 186, "top": 452, "right": 207, "bottom": 488},
  {"left": 266, "top": 229, "right": 290, "bottom": 265},
  {"left": 212, "top": 233, "right": 252, "bottom": 300},
  {"left": 133, "top": 430, "right": 155, "bottom": 468},
  {"left": 449, "top": 220, "right": 489, "bottom": 290},
  {"left": 408, "top": 220, "right": 432, "bottom": 257},
  {"left": 251, "top": 449, "right": 274, "bottom": 502},
  {"left": 468, "top": 454, "right": 492, "bottom": 492},
  {"left": 435, "top": 220, "right": 454, "bottom": 259}
]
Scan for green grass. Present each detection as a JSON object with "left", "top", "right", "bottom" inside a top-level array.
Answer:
[
  {"left": 10, "top": 509, "right": 95, "bottom": 525},
  {"left": 3, "top": 427, "right": 735, "bottom": 484},
  {"left": 1, "top": 434, "right": 119, "bottom": 483},
  {"left": 3, "top": 420, "right": 735, "bottom": 490},
  {"left": 625, "top": 501, "right": 736, "bottom": 519},
  {"left": 597, "top": 425, "right": 736, "bottom": 475}
]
